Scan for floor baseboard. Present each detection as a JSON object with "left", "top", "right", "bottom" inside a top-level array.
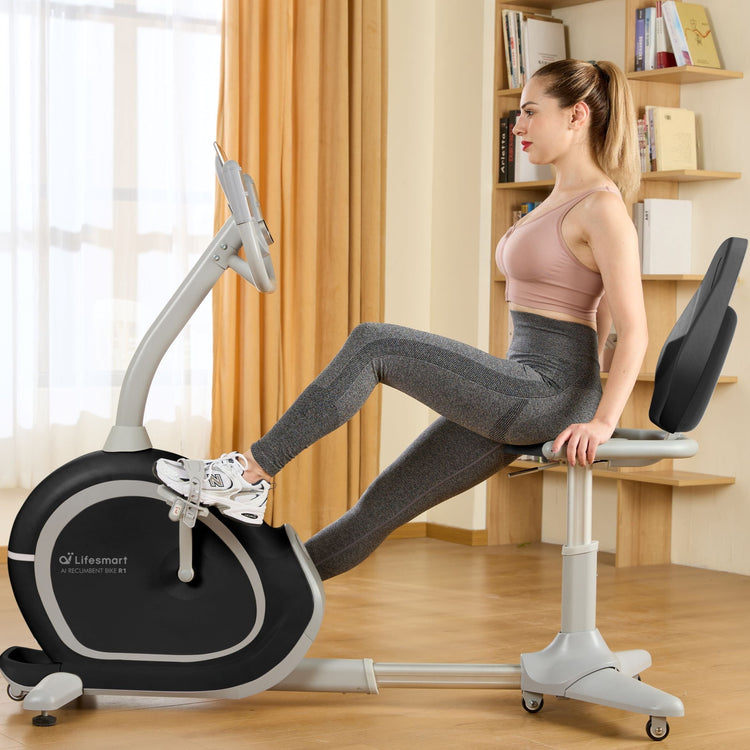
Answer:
[{"left": 387, "top": 522, "right": 487, "bottom": 547}]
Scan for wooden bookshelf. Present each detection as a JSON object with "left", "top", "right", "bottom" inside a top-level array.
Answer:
[{"left": 488, "top": 0, "right": 742, "bottom": 567}]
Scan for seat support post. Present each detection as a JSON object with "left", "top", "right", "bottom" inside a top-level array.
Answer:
[
  {"left": 561, "top": 464, "right": 597, "bottom": 634},
  {"left": 519, "top": 458, "right": 684, "bottom": 723}
]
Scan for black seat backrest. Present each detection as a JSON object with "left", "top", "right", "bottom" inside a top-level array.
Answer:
[{"left": 650, "top": 237, "right": 746, "bottom": 434}]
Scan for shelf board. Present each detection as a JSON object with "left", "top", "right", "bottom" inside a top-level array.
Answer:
[
  {"left": 641, "top": 169, "right": 741, "bottom": 183},
  {"left": 511, "top": 461, "right": 735, "bottom": 488},
  {"left": 627, "top": 67, "right": 743, "bottom": 85},
  {"left": 494, "top": 273, "right": 706, "bottom": 283},
  {"left": 600, "top": 372, "right": 738, "bottom": 384},
  {"left": 642, "top": 273, "right": 703, "bottom": 281},
  {"left": 495, "top": 171, "right": 740, "bottom": 191},
  {"left": 591, "top": 467, "right": 735, "bottom": 488},
  {"left": 496, "top": 0, "right": 601, "bottom": 10},
  {"left": 496, "top": 180, "right": 554, "bottom": 190},
  {"left": 502, "top": 73, "right": 742, "bottom": 98}
]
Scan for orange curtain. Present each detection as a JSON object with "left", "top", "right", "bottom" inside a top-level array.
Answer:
[{"left": 211, "top": 0, "right": 387, "bottom": 540}]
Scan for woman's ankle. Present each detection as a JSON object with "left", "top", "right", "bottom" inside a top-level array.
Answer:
[{"left": 242, "top": 450, "right": 273, "bottom": 484}]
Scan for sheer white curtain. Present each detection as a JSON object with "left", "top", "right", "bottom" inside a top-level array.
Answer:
[{"left": 0, "top": 0, "right": 222, "bottom": 490}]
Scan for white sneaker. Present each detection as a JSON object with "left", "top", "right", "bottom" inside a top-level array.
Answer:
[{"left": 154, "top": 452, "right": 271, "bottom": 525}]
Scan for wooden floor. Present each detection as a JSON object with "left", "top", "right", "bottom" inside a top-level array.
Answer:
[{"left": 1, "top": 538, "right": 749, "bottom": 749}]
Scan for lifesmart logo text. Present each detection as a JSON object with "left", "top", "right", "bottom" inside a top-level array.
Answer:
[
  {"left": 58, "top": 552, "right": 129, "bottom": 575},
  {"left": 59, "top": 553, "right": 128, "bottom": 566}
]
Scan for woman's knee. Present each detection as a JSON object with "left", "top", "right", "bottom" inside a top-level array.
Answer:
[
  {"left": 343, "top": 322, "right": 399, "bottom": 362},
  {"left": 347, "top": 321, "right": 390, "bottom": 346}
]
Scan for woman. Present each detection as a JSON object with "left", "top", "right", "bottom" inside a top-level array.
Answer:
[{"left": 156, "top": 59, "right": 647, "bottom": 580}]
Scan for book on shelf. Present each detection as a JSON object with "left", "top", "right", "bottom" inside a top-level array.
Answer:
[
  {"left": 639, "top": 110, "right": 653, "bottom": 172},
  {"left": 499, "top": 115, "right": 515, "bottom": 182},
  {"left": 501, "top": 9, "right": 565, "bottom": 89},
  {"left": 639, "top": 106, "right": 697, "bottom": 172},
  {"left": 634, "top": 198, "right": 692, "bottom": 274},
  {"left": 634, "top": 2, "right": 721, "bottom": 71},
  {"left": 499, "top": 116, "right": 509, "bottom": 182},
  {"left": 632, "top": 202, "right": 645, "bottom": 267},
  {"left": 498, "top": 111, "right": 553, "bottom": 184},
  {"left": 635, "top": 6, "right": 657, "bottom": 71},
  {"left": 635, "top": 8, "right": 645, "bottom": 71},
  {"left": 669, "top": 1, "right": 721, "bottom": 68},
  {"left": 662, "top": 1, "right": 692, "bottom": 66},
  {"left": 512, "top": 201, "right": 543, "bottom": 224},
  {"left": 654, "top": 1, "right": 677, "bottom": 69}
]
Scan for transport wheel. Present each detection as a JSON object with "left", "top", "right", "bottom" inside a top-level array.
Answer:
[
  {"left": 7, "top": 684, "right": 26, "bottom": 701},
  {"left": 521, "top": 693, "right": 544, "bottom": 713},
  {"left": 645, "top": 717, "right": 670, "bottom": 741}
]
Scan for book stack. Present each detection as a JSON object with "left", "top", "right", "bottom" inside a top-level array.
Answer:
[
  {"left": 498, "top": 111, "right": 553, "bottom": 184},
  {"left": 501, "top": 9, "right": 566, "bottom": 89},
  {"left": 638, "top": 106, "right": 697, "bottom": 173},
  {"left": 633, "top": 198, "right": 692, "bottom": 274},
  {"left": 634, "top": 1, "right": 720, "bottom": 71}
]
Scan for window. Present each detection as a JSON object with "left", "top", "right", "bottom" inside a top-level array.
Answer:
[{"left": 1, "top": 0, "right": 222, "bottom": 487}]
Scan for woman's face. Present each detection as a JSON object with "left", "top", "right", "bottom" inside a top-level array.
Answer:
[{"left": 513, "top": 76, "right": 579, "bottom": 166}]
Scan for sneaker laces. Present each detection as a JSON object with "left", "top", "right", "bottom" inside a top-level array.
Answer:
[
  {"left": 203, "top": 452, "right": 249, "bottom": 478},
  {"left": 203, "top": 452, "right": 273, "bottom": 496}
]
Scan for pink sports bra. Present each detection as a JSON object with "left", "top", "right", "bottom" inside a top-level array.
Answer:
[{"left": 495, "top": 188, "right": 614, "bottom": 325}]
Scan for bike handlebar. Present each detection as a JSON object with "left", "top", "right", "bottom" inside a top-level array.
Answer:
[{"left": 214, "top": 143, "right": 277, "bottom": 294}]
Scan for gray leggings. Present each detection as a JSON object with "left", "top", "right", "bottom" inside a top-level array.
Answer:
[{"left": 251, "top": 312, "right": 602, "bottom": 579}]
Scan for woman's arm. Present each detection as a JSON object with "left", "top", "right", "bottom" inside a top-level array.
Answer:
[{"left": 553, "top": 191, "right": 648, "bottom": 465}]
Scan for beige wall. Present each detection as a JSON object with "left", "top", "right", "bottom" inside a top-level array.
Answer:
[
  {"left": 384, "top": 0, "right": 750, "bottom": 575},
  {"left": 382, "top": 0, "right": 494, "bottom": 529},
  {"left": 666, "top": 0, "right": 750, "bottom": 572}
]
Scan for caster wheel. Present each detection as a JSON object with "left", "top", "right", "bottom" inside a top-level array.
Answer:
[
  {"left": 646, "top": 717, "right": 670, "bottom": 741},
  {"left": 521, "top": 694, "right": 544, "bottom": 713},
  {"left": 7, "top": 684, "right": 26, "bottom": 702}
]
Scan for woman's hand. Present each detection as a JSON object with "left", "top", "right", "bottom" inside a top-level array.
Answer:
[{"left": 552, "top": 418, "right": 615, "bottom": 466}]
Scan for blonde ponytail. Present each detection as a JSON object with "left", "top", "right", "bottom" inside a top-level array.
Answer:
[{"left": 532, "top": 59, "right": 640, "bottom": 202}]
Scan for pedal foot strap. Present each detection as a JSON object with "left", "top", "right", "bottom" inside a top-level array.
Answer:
[{"left": 157, "top": 460, "right": 209, "bottom": 528}]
